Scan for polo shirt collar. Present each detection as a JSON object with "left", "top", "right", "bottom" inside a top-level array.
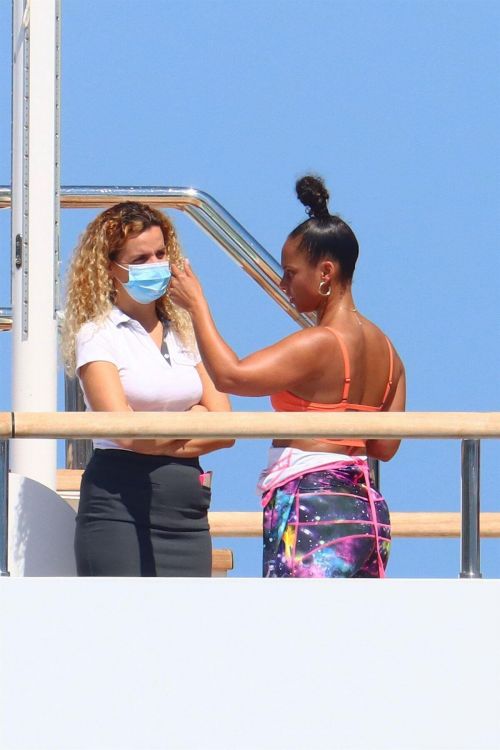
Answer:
[
  {"left": 108, "top": 306, "right": 169, "bottom": 332},
  {"left": 109, "top": 306, "right": 132, "bottom": 327}
]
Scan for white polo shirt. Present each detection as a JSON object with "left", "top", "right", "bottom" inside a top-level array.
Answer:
[{"left": 76, "top": 307, "right": 203, "bottom": 450}]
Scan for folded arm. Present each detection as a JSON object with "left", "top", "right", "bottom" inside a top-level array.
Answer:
[
  {"left": 79, "top": 360, "right": 234, "bottom": 457},
  {"left": 365, "top": 363, "right": 406, "bottom": 462}
]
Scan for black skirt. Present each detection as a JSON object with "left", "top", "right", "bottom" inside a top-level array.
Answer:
[{"left": 75, "top": 449, "right": 212, "bottom": 577}]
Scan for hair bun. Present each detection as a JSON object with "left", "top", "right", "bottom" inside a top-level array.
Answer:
[{"left": 296, "top": 175, "right": 330, "bottom": 218}]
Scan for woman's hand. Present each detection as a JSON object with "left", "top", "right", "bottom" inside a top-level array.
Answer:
[
  {"left": 188, "top": 403, "right": 209, "bottom": 413},
  {"left": 169, "top": 260, "right": 205, "bottom": 314}
]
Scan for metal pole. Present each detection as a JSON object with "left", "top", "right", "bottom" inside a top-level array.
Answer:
[
  {"left": 64, "top": 374, "right": 92, "bottom": 469},
  {"left": 0, "top": 440, "right": 9, "bottom": 576},
  {"left": 460, "top": 439, "right": 481, "bottom": 578},
  {"left": 0, "top": 184, "right": 317, "bottom": 328},
  {"left": 367, "top": 458, "right": 380, "bottom": 492},
  {"left": 11, "top": 0, "right": 59, "bottom": 489}
]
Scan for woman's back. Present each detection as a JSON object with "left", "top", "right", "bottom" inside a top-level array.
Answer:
[
  {"left": 270, "top": 314, "right": 404, "bottom": 457},
  {"left": 282, "top": 315, "right": 399, "bottom": 410},
  {"left": 169, "top": 172, "right": 406, "bottom": 461}
]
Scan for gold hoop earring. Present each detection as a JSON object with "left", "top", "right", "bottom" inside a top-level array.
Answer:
[{"left": 318, "top": 279, "right": 331, "bottom": 297}]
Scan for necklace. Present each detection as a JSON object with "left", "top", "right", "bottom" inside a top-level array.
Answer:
[
  {"left": 336, "top": 305, "right": 363, "bottom": 326},
  {"left": 336, "top": 305, "right": 358, "bottom": 313},
  {"left": 319, "top": 303, "right": 362, "bottom": 326}
]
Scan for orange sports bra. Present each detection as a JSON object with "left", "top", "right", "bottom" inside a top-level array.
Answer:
[{"left": 270, "top": 327, "right": 394, "bottom": 449}]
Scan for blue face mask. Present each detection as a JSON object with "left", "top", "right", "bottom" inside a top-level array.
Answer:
[{"left": 114, "top": 261, "right": 171, "bottom": 304}]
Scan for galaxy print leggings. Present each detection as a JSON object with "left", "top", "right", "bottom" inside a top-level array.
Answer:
[{"left": 263, "top": 463, "right": 391, "bottom": 578}]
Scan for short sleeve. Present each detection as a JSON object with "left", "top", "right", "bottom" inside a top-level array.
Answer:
[{"left": 75, "top": 321, "right": 118, "bottom": 374}]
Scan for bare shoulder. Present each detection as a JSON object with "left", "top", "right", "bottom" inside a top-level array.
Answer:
[{"left": 278, "top": 326, "right": 343, "bottom": 356}]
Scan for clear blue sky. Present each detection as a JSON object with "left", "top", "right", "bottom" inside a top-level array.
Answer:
[{"left": 0, "top": 0, "right": 498, "bottom": 577}]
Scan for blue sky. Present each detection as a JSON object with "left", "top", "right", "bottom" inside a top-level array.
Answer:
[{"left": 0, "top": 0, "right": 498, "bottom": 577}]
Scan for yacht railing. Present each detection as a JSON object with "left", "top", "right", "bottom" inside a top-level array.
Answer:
[
  {"left": 0, "top": 410, "right": 498, "bottom": 578},
  {"left": 0, "top": 185, "right": 315, "bottom": 330},
  {"left": 0, "top": 188, "right": 497, "bottom": 577}
]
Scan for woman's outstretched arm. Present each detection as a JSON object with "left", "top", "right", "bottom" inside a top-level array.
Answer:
[{"left": 169, "top": 260, "right": 330, "bottom": 396}]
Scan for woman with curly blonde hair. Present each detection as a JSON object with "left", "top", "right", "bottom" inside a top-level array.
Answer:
[{"left": 62, "top": 202, "right": 233, "bottom": 577}]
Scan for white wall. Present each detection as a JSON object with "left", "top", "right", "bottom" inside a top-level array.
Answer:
[{"left": 1, "top": 578, "right": 498, "bottom": 750}]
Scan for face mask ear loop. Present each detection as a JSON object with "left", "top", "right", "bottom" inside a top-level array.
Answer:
[{"left": 111, "top": 261, "right": 128, "bottom": 289}]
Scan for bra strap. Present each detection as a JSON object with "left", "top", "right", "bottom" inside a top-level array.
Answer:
[
  {"left": 380, "top": 337, "right": 394, "bottom": 406},
  {"left": 324, "top": 327, "right": 351, "bottom": 402}
]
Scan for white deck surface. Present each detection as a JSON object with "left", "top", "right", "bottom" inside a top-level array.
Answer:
[{"left": 1, "top": 577, "right": 499, "bottom": 750}]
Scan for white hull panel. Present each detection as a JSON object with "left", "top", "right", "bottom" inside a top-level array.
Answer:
[{"left": 1, "top": 578, "right": 498, "bottom": 749}]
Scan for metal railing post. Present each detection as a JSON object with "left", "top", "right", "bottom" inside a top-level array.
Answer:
[
  {"left": 64, "top": 375, "right": 92, "bottom": 469},
  {"left": 0, "top": 440, "right": 9, "bottom": 576},
  {"left": 367, "top": 458, "right": 380, "bottom": 492},
  {"left": 460, "top": 439, "right": 481, "bottom": 578}
]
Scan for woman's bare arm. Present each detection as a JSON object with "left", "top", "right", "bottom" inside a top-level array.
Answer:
[
  {"left": 157, "top": 363, "right": 235, "bottom": 457},
  {"left": 365, "top": 364, "right": 406, "bottom": 462},
  {"left": 169, "top": 261, "right": 332, "bottom": 396}
]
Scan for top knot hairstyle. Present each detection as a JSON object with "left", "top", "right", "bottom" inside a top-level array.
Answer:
[
  {"left": 296, "top": 175, "right": 330, "bottom": 219},
  {"left": 290, "top": 175, "right": 359, "bottom": 281}
]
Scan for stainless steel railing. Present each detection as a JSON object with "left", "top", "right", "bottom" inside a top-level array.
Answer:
[
  {"left": 64, "top": 377, "right": 90, "bottom": 468},
  {"left": 0, "top": 439, "right": 8, "bottom": 576},
  {"left": 0, "top": 185, "right": 315, "bottom": 329},
  {"left": 460, "top": 439, "right": 481, "bottom": 578}
]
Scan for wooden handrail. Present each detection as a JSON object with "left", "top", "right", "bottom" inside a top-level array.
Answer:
[
  {"left": 0, "top": 413, "right": 11, "bottom": 437},
  {"left": 2, "top": 411, "right": 500, "bottom": 439},
  {"left": 211, "top": 549, "right": 233, "bottom": 572},
  {"left": 5, "top": 415, "right": 499, "bottom": 544},
  {"left": 208, "top": 511, "right": 500, "bottom": 538},
  {"left": 57, "top": 469, "right": 84, "bottom": 490}
]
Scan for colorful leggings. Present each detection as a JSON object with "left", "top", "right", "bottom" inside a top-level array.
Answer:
[{"left": 263, "top": 464, "right": 391, "bottom": 578}]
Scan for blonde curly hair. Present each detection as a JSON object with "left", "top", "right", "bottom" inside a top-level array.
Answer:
[{"left": 61, "top": 201, "right": 193, "bottom": 375}]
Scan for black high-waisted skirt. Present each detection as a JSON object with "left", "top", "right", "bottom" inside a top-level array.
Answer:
[{"left": 75, "top": 449, "right": 212, "bottom": 577}]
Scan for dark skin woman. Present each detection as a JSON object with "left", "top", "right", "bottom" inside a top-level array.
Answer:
[{"left": 170, "top": 176, "right": 406, "bottom": 578}]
